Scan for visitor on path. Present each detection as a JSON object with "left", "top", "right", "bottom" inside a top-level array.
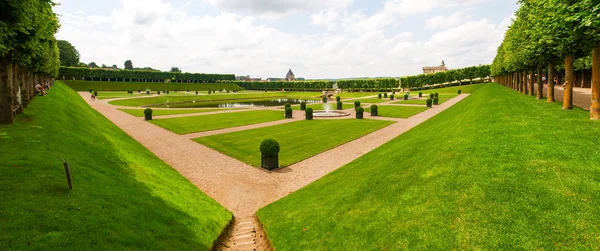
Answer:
[
  {"left": 35, "top": 84, "right": 47, "bottom": 96},
  {"left": 91, "top": 94, "right": 96, "bottom": 101}
]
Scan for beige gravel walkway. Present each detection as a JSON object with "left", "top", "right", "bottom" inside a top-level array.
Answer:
[{"left": 80, "top": 92, "right": 468, "bottom": 217}]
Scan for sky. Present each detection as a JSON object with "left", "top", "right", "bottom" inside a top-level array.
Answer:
[{"left": 53, "top": 0, "right": 519, "bottom": 79}]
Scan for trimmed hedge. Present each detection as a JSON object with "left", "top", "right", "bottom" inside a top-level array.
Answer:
[
  {"left": 260, "top": 139, "right": 280, "bottom": 157},
  {"left": 59, "top": 67, "right": 235, "bottom": 82},
  {"left": 370, "top": 105, "right": 378, "bottom": 116},
  {"left": 354, "top": 101, "right": 361, "bottom": 108}
]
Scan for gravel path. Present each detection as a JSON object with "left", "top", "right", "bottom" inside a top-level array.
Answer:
[
  {"left": 535, "top": 84, "right": 592, "bottom": 110},
  {"left": 80, "top": 92, "right": 468, "bottom": 217}
]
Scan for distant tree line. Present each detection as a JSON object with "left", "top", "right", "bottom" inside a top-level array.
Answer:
[
  {"left": 59, "top": 67, "right": 235, "bottom": 83},
  {"left": 400, "top": 65, "right": 491, "bottom": 90}
]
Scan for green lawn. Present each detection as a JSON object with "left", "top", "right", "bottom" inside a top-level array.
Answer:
[
  {"left": 354, "top": 98, "right": 390, "bottom": 103},
  {"left": 418, "top": 83, "right": 484, "bottom": 94},
  {"left": 0, "top": 82, "right": 231, "bottom": 250},
  {"left": 109, "top": 93, "right": 319, "bottom": 107},
  {"left": 92, "top": 91, "right": 155, "bottom": 100},
  {"left": 64, "top": 80, "right": 242, "bottom": 92},
  {"left": 336, "top": 92, "right": 380, "bottom": 98},
  {"left": 194, "top": 119, "right": 394, "bottom": 167},
  {"left": 118, "top": 108, "right": 240, "bottom": 117},
  {"left": 364, "top": 105, "right": 429, "bottom": 118},
  {"left": 257, "top": 83, "right": 600, "bottom": 249},
  {"left": 150, "top": 110, "right": 285, "bottom": 134},
  {"left": 393, "top": 94, "right": 458, "bottom": 105}
]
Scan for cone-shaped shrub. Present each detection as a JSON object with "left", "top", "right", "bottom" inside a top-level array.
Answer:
[
  {"left": 93, "top": 91, "right": 98, "bottom": 97},
  {"left": 370, "top": 105, "right": 378, "bottom": 116},
  {"left": 430, "top": 93, "right": 434, "bottom": 99},
  {"left": 157, "top": 91, "right": 160, "bottom": 95},
  {"left": 426, "top": 98, "right": 433, "bottom": 108},
  {"left": 300, "top": 102, "right": 306, "bottom": 111},
  {"left": 434, "top": 93, "right": 439, "bottom": 98},
  {"left": 356, "top": 107, "right": 364, "bottom": 119},
  {"left": 89, "top": 89, "right": 92, "bottom": 93},
  {"left": 146, "top": 90, "right": 150, "bottom": 95},
  {"left": 305, "top": 108, "right": 313, "bottom": 120},
  {"left": 354, "top": 101, "right": 361, "bottom": 108},
  {"left": 337, "top": 101, "right": 343, "bottom": 110},
  {"left": 195, "top": 91, "right": 198, "bottom": 95}
]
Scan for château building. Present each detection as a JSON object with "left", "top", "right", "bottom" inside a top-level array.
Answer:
[
  {"left": 422, "top": 60, "right": 448, "bottom": 74},
  {"left": 286, "top": 69, "right": 296, "bottom": 81}
]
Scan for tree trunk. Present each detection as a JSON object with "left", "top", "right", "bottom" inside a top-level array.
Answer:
[
  {"left": 563, "top": 55, "right": 574, "bottom": 110},
  {"left": 0, "top": 58, "right": 15, "bottom": 124},
  {"left": 537, "top": 66, "right": 543, "bottom": 99},
  {"left": 591, "top": 43, "right": 600, "bottom": 119},
  {"left": 548, "top": 63, "right": 555, "bottom": 102}
]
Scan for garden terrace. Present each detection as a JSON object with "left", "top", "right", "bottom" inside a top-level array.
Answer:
[
  {"left": 257, "top": 83, "right": 600, "bottom": 249},
  {"left": 108, "top": 92, "right": 321, "bottom": 107},
  {"left": 0, "top": 83, "right": 231, "bottom": 249},
  {"left": 59, "top": 67, "right": 235, "bottom": 83},
  {"left": 118, "top": 108, "right": 241, "bottom": 117},
  {"left": 150, "top": 110, "right": 286, "bottom": 134},
  {"left": 194, "top": 119, "right": 394, "bottom": 167},
  {"left": 64, "top": 80, "right": 242, "bottom": 92}
]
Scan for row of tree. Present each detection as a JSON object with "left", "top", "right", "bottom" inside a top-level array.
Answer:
[
  {"left": 0, "top": 0, "right": 61, "bottom": 124},
  {"left": 336, "top": 78, "right": 398, "bottom": 92},
  {"left": 58, "top": 67, "right": 236, "bottom": 83},
  {"left": 231, "top": 80, "right": 334, "bottom": 91},
  {"left": 491, "top": 0, "right": 599, "bottom": 119},
  {"left": 400, "top": 65, "right": 491, "bottom": 90}
]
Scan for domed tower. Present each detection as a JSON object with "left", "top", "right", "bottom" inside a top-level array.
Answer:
[{"left": 286, "top": 69, "right": 296, "bottom": 81}]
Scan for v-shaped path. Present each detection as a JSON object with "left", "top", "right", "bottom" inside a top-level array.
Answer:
[{"left": 80, "top": 93, "right": 468, "bottom": 217}]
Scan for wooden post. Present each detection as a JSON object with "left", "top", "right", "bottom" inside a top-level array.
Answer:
[{"left": 63, "top": 160, "right": 73, "bottom": 190}]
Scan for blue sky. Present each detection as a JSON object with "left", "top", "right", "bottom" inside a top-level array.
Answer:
[{"left": 54, "top": 0, "right": 518, "bottom": 79}]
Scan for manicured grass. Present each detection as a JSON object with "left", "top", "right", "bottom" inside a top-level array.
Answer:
[
  {"left": 150, "top": 110, "right": 285, "bottom": 134},
  {"left": 258, "top": 83, "right": 600, "bottom": 249},
  {"left": 392, "top": 94, "right": 458, "bottom": 105},
  {"left": 0, "top": 82, "right": 231, "bottom": 250},
  {"left": 354, "top": 98, "right": 390, "bottom": 103},
  {"left": 64, "top": 80, "right": 242, "bottom": 92},
  {"left": 92, "top": 91, "right": 153, "bottom": 100},
  {"left": 109, "top": 93, "right": 317, "bottom": 107},
  {"left": 364, "top": 105, "right": 429, "bottom": 118},
  {"left": 194, "top": 119, "right": 393, "bottom": 167},
  {"left": 419, "top": 83, "right": 484, "bottom": 94},
  {"left": 118, "top": 108, "right": 240, "bottom": 117},
  {"left": 336, "top": 92, "right": 381, "bottom": 98},
  {"left": 289, "top": 103, "right": 356, "bottom": 111}
]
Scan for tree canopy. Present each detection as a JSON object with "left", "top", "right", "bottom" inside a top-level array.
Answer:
[
  {"left": 124, "top": 60, "right": 133, "bottom": 70},
  {"left": 57, "top": 40, "right": 80, "bottom": 67}
]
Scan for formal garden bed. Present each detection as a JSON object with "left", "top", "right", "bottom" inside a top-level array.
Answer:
[
  {"left": 365, "top": 105, "right": 429, "bottom": 118},
  {"left": 149, "top": 110, "right": 285, "bottom": 134}
]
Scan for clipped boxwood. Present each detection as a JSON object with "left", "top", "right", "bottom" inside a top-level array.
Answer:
[
  {"left": 430, "top": 93, "right": 434, "bottom": 99},
  {"left": 354, "top": 101, "right": 361, "bottom": 108},
  {"left": 93, "top": 91, "right": 98, "bottom": 97},
  {"left": 384, "top": 93, "right": 388, "bottom": 98},
  {"left": 337, "top": 101, "right": 343, "bottom": 110},
  {"left": 138, "top": 90, "right": 141, "bottom": 93},
  {"left": 390, "top": 94, "right": 395, "bottom": 101},
  {"left": 166, "top": 90, "right": 169, "bottom": 94},
  {"left": 378, "top": 93, "right": 382, "bottom": 99},
  {"left": 434, "top": 97, "right": 439, "bottom": 105},
  {"left": 260, "top": 139, "right": 280, "bottom": 170},
  {"left": 284, "top": 103, "right": 291, "bottom": 109},
  {"left": 300, "top": 102, "right": 306, "bottom": 111},
  {"left": 156, "top": 91, "right": 160, "bottom": 95},
  {"left": 305, "top": 108, "right": 313, "bottom": 120},
  {"left": 285, "top": 107, "right": 293, "bottom": 118},
  {"left": 195, "top": 90, "right": 199, "bottom": 95},
  {"left": 426, "top": 98, "right": 433, "bottom": 108},
  {"left": 336, "top": 96, "right": 341, "bottom": 102},
  {"left": 144, "top": 108, "right": 153, "bottom": 120},
  {"left": 146, "top": 90, "right": 150, "bottom": 95},
  {"left": 356, "top": 106, "right": 364, "bottom": 119},
  {"left": 323, "top": 97, "right": 328, "bottom": 103},
  {"left": 434, "top": 92, "right": 439, "bottom": 98},
  {"left": 404, "top": 94, "right": 409, "bottom": 100},
  {"left": 458, "top": 90, "right": 462, "bottom": 94},
  {"left": 419, "top": 92, "right": 422, "bottom": 97},
  {"left": 370, "top": 105, "right": 378, "bottom": 116},
  {"left": 88, "top": 89, "right": 93, "bottom": 93}
]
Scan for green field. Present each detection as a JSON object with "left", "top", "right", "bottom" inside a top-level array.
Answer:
[
  {"left": 91, "top": 91, "right": 155, "bottom": 100},
  {"left": 257, "top": 83, "right": 600, "bottom": 249},
  {"left": 150, "top": 110, "right": 285, "bottom": 134},
  {"left": 356, "top": 98, "right": 392, "bottom": 103},
  {"left": 109, "top": 93, "right": 319, "bottom": 107},
  {"left": 419, "top": 83, "right": 484, "bottom": 94},
  {"left": 336, "top": 92, "right": 380, "bottom": 98},
  {"left": 365, "top": 105, "right": 429, "bottom": 118},
  {"left": 118, "top": 108, "right": 241, "bottom": 117},
  {"left": 288, "top": 103, "right": 356, "bottom": 111},
  {"left": 393, "top": 94, "right": 458, "bottom": 105},
  {"left": 0, "top": 83, "right": 231, "bottom": 249},
  {"left": 194, "top": 119, "right": 393, "bottom": 167},
  {"left": 64, "top": 80, "right": 242, "bottom": 92}
]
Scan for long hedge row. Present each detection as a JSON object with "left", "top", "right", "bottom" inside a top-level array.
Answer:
[
  {"left": 231, "top": 80, "right": 334, "bottom": 91},
  {"left": 59, "top": 67, "right": 235, "bottom": 83},
  {"left": 336, "top": 78, "right": 398, "bottom": 92},
  {"left": 400, "top": 65, "right": 491, "bottom": 90},
  {"left": 64, "top": 80, "right": 243, "bottom": 92}
]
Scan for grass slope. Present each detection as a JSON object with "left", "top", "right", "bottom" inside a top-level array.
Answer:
[
  {"left": 119, "top": 108, "right": 240, "bottom": 117},
  {"left": 194, "top": 119, "right": 393, "bottom": 167},
  {"left": 151, "top": 110, "right": 285, "bottom": 134},
  {"left": 64, "top": 80, "right": 242, "bottom": 92},
  {"left": 365, "top": 105, "right": 429, "bottom": 118},
  {"left": 257, "top": 83, "right": 600, "bottom": 250},
  {"left": 0, "top": 83, "right": 231, "bottom": 250}
]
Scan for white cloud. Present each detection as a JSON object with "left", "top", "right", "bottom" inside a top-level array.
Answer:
[
  {"left": 55, "top": 0, "right": 510, "bottom": 78},
  {"left": 425, "top": 8, "right": 474, "bottom": 29},
  {"left": 203, "top": 0, "right": 352, "bottom": 17}
]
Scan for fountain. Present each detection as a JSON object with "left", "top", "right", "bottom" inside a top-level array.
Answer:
[{"left": 313, "top": 103, "right": 350, "bottom": 117}]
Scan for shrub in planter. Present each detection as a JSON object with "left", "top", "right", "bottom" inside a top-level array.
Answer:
[
  {"left": 127, "top": 90, "right": 132, "bottom": 94},
  {"left": 458, "top": 90, "right": 462, "bottom": 94},
  {"left": 305, "top": 108, "right": 313, "bottom": 120},
  {"left": 378, "top": 94, "right": 382, "bottom": 99},
  {"left": 370, "top": 105, "right": 378, "bottom": 116},
  {"left": 144, "top": 108, "right": 153, "bottom": 120},
  {"left": 430, "top": 93, "right": 434, "bottom": 99},
  {"left": 300, "top": 102, "right": 306, "bottom": 111},
  {"left": 195, "top": 90, "right": 199, "bottom": 95},
  {"left": 384, "top": 93, "right": 388, "bottom": 98},
  {"left": 146, "top": 90, "right": 150, "bottom": 95},
  {"left": 157, "top": 91, "right": 160, "bottom": 95},
  {"left": 227, "top": 90, "right": 230, "bottom": 93},
  {"left": 354, "top": 101, "right": 361, "bottom": 108},
  {"left": 434, "top": 97, "right": 439, "bottom": 105},
  {"left": 285, "top": 107, "right": 293, "bottom": 118},
  {"left": 337, "top": 101, "right": 343, "bottom": 110},
  {"left": 284, "top": 103, "right": 291, "bottom": 109},
  {"left": 404, "top": 94, "right": 409, "bottom": 100},
  {"left": 89, "top": 89, "right": 92, "bottom": 93},
  {"left": 390, "top": 94, "right": 395, "bottom": 101},
  {"left": 138, "top": 90, "right": 141, "bottom": 93},
  {"left": 260, "top": 139, "right": 280, "bottom": 170},
  {"left": 336, "top": 96, "right": 341, "bottom": 102},
  {"left": 419, "top": 92, "right": 422, "bottom": 97},
  {"left": 426, "top": 98, "right": 433, "bottom": 108},
  {"left": 187, "top": 89, "right": 190, "bottom": 92},
  {"left": 434, "top": 93, "right": 439, "bottom": 98},
  {"left": 356, "top": 107, "right": 364, "bottom": 119},
  {"left": 93, "top": 91, "right": 98, "bottom": 97},
  {"left": 323, "top": 97, "right": 328, "bottom": 103},
  {"left": 393, "top": 91, "right": 396, "bottom": 95},
  {"left": 166, "top": 90, "right": 169, "bottom": 94}
]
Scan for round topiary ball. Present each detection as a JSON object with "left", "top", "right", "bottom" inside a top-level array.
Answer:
[
  {"left": 306, "top": 107, "right": 313, "bottom": 115},
  {"left": 144, "top": 108, "right": 153, "bottom": 115},
  {"left": 356, "top": 106, "right": 364, "bottom": 113},
  {"left": 371, "top": 104, "right": 378, "bottom": 112},
  {"left": 354, "top": 101, "right": 361, "bottom": 108},
  {"left": 260, "top": 139, "right": 280, "bottom": 157}
]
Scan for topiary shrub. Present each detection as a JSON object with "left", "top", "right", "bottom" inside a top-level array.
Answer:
[
  {"left": 305, "top": 108, "right": 313, "bottom": 120},
  {"left": 337, "top": 101, "right": 343, "bottom": 110},
  {"left": 284, "top": 103, "right": 291, "bottom": 109},
  {"left": 195, "top": 90, "right": 199, "bottom": 95},
  {"left": 354, "top": 101, "right": 361, "bottom": 108},
  {"left": 434, "top": 97, "right": 439, "bottom": 105},
  {"left": 89, "top": 89, "right": 93, "bottom": 93},
  {"left": 157, "top": 91, "right": 160, "bottom": 95},
  {"left": 430, "top": 93, "right": 434, "bottom": 99},
  {"left": 138, "top": 90, "right": 141, "bottom": 93},
  {"left": 146, "top": 90, "right": 150, "bottom": 95},
  {"left": 356, "top": 107, "right": 364, "bottom": 119},
  {"left": 370, "top": 105, "right": 378, "bottom": 116},
  {"left": 285, "top": 107, "right": 293, "bottom": 118},
  {"left": 434, "top": 93, "right": 439, "bottom": 98},
  {"left": 458, "top": 90, "right": 462, "bottom": 94},
  {"left": 300, "top": 102, "right": 306, "bottom": 111},
  {"left": 390, "top": 94, "right": 395, "bottom": 100},
  {"left": 144, "top": 108, "right": 153, "bottom": 120},
  {"left": 378, "top": 94, "right": 382, "bottom": 99},
  {"left": 419, "top": 92, "right": 422, "bottom": 97},
  {"left": 336, "top": 96, "right": 341, "bottom": 102},
  {"left": 426, "top": 98, "right": 433, "bottom": 108},
  {"left": 166, "top": 90, "right": 169, "bottom": 94},
  {"left": 404, "top": 94, "right": 409, "bottom": 100},
  {"left": 393, "top": 91, "right": 396, "bottom": 95},
  {"left": 187, "top": 89, "right": 190, "bottom": 92},
  {"left": 260, "top": 139, "right": 280, "bottom": 170},
  {"left": 384, "top": 93, "right": 388, "bottom": 98},
  {"left": 127, "top": 90, "right": 132, "bottom": 94},
  {"left": 93, "top": 91, "right": 98, "bottom": 97},
  {"left": 323, "top": 97, "right": 328, "bottom": 103}
]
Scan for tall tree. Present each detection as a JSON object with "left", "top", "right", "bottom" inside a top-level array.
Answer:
[
  {"left": 88, "top": 62, "right": 98, "bottom": 68},
  {"left": 170, "top": 67, "right": 182, "bottom": 73},
  {"left": 124, "top": 60, "right": 133, "bottom": 70},
  {"left": 57, "top": 40, "right": 80, "bottom": 67}
]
